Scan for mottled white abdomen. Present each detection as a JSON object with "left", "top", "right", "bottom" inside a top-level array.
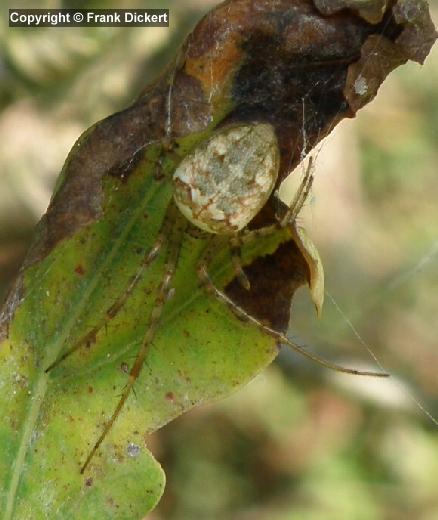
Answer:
[{"left": 173, "top": 123, "right": 279, "bottom": 234}]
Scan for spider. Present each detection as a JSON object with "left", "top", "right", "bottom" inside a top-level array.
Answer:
[{"left": 45, "top": 121, "right": 387, "bottom": 474}]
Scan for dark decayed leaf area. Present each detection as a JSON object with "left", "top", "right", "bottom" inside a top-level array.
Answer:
[{"left": 0, "top": 0, "right": 435, "bottom": 518}]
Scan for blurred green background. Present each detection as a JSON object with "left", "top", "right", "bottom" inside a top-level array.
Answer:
[{"left": 1, "top": 1, "right": 437, "bottom": 519}]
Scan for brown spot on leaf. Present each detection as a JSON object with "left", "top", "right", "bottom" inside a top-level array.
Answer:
[{"left": 75, "top": 264, "right": 85, "bottom": 276}]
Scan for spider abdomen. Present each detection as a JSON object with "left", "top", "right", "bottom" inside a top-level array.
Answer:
[{"left": 173, "top": 123, "right": 279, "bottom": 234}]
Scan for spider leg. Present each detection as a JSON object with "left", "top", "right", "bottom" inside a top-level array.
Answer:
[
  {"left": 225, "top": 224, "right": 292, "bottom": 293},
  {"left": 197, "top": 239, "right": 388, "bottom": 378},
  {"left": 239, "top": 224, "right": 281, "bottom": 243},
  {"left": 280, "top": 156, "right": 314, "bottom": 227},
  {"left": 229, "top": 235, "right": 251, "bottom": 290},
  {"left": 227, "top": 224, "right": 286, "bottom": 290},
  {"left": 45, "top": 203, "right": 177, "bottom": 374},
  {"left": 81, "top": 211, "right": 186, "bottom": 474}
]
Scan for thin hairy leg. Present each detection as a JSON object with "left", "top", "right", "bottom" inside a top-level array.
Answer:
[
  {"left": 229, "top": 235, "right": 251, "bottom": 290},
  {"left": 45, "top": 203, "right": 177, "bottom": 373},
  {"left": 227, "top": 224, "right": 284, "bottom": 291},
  {"left": 197, "top": 240, "right": 388, "bottom": 378},
  {"left": 81, "top": 212, "right": 186, "bottom": 474},
  {"left": 229, "top": 220, "right": 300, "bottom": 295},
  {"left": 280, "top": 157, "right": 314, "bottom": 227},
  {"left": 239, "top": 224, "right": 281, "bottom": 243}
]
